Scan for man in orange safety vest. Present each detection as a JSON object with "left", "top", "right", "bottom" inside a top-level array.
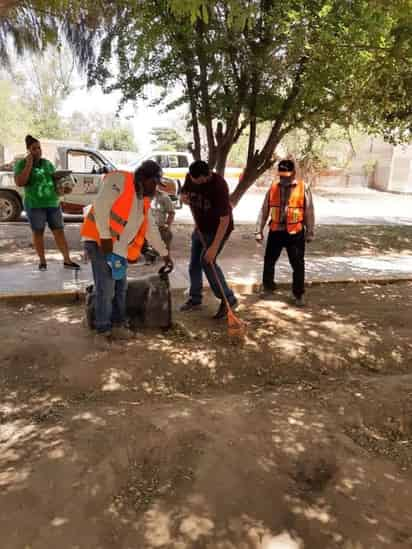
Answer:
[
  {"left": 255, "top": 159, "right": 315, "bottom": 307},
  {"left": 81, "top": 160, "right": 173, "bottom": 341}
]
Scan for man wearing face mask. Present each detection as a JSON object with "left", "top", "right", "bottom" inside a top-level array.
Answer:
[
  {"left": 179, "top": 160, "right": 238, "bottom": 319},
  {"left": 81, "top": 160, "right": 173, "bottom": 341},
  {"left": 255, "top": 159, "right": 315, "bottom": 307}
]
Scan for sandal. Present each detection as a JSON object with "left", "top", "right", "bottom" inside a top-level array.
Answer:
[{"left": 64, "top": 261, "right": 80, "bottom": 270}]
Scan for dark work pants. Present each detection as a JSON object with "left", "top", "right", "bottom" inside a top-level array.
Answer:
[{"left": 262, "top": 230, "right": 305, "bottom": 297}]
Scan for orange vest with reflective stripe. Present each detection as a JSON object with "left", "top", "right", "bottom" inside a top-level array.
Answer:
[
  {"left": 81, "top": 171, "right": 151, "bottom": 262},
  {"left": 269, "top": 179, "right": 305, "bottom": 233}
]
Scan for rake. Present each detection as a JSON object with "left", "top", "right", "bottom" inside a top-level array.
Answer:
[{"left": 194, "top": 222, "right": 246, "bottom": 339}]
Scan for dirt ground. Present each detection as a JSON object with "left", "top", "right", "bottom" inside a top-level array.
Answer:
[
  {"left": 1, "top": 282, "right": 412, "bottom": 548},
  {"left": 1, "top": 223, "right": 412, "bottom": 266}
]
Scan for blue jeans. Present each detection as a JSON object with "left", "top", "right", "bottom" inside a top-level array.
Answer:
[
  {"left": 84, "top": 241, "right": 128, "bottom": 333},
  {"left": 25, "top": 205, "right": 64, "bottom": 232},
  {"left": 189, "top": 230, "right": 236, "bottom": 305}
]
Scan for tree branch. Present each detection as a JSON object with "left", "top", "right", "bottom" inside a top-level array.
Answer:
[
  {"left": 195, "top": 17, "right": 216, "bottom": 165},
  {"left": 233, "top": 118, "right": 248, "bottom": 144},
  {"left": 258, "top": 56, "right": 308, "bottom": 163},
  {"left": 185, "top": 68, "right": 201, "bottom": 160}
]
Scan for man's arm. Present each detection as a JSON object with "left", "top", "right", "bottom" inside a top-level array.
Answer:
[
  {"left": 94, "top": 172, "right": 125, "bottom": 254},
  {"left": 204, "top": 175, "right": 231, "bottom": 263},
  {"left": 204, "top": 215, "right": 230, "bottom": 263},
  {"left": 304, "top": 185, "right": 315, "bottom": 241},
  {"left": 146, "top": 208, "right": 170, "bottom": 259},
  {"left": 255, "top": 190, "right": 270, "bottom": 240},
  {"left": 180, "top": 175, "right": 191, "bottom": 205},
  {"left": 163, "top": 195, "right": 175, "bottom": 227}
]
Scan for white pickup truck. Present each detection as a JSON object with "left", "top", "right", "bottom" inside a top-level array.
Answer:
[{"left": 0, "top": 146, "right": 183, "bottom": 221}]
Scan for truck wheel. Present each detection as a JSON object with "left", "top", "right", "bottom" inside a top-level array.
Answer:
[{"left": 0, "top": 190, "right": 23, "bottom": 222}]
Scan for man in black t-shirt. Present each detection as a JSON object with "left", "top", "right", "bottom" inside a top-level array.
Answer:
[{"left": 180, "top": 160, "right": 238, "bottom": 319}]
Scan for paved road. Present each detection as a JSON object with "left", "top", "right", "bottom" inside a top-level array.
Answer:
[{"left": 8, "top": 186, "right": 412, "bottom": 226}]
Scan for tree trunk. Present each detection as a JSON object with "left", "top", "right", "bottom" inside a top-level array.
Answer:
[
  {"left": 230, "top": 59, "right": 307, "bottom": 205},
  {"left": 186, "top": 71, "right": 201, "bottom": 160},
  {"left": 230, "top": 128, "right": 281, "bottom": 206},
  {"left": 215, "top": 144, "right": 231, "bottom": 176},
  {"left": 195, "top": 19, "right": 216, "bottom": 167},
  {"left": 230, "top": 170, "right": 258, "bottom": 206}
]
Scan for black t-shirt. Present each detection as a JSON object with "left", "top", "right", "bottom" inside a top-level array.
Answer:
[{"left": 182, "top": 172, "right": 234, "bottom": 235}]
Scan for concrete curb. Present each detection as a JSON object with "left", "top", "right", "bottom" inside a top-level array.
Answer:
[
  {"left": 231, "top": 275, "right": 412, "bottom": 294},
  {"left": 0, "top": 290, "right": 84, "bottom": 305},
  {"left": 1, "top": 275, "right": 412, "bottom": 304}
]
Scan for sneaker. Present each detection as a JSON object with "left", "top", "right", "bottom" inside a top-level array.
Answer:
[
  {"left": 94, "top": 331, "right": 112, "bottom": 347},
  {"left": 292, "top": 295, "right": 305, "bottom": 307},
  {"left": 213, "top": 298, "right": 239, "bottom": 320},
  {"left": 179, "top": 299, "right": 202, "bottom": 312},
  {"left": 112, "top": 325, "right": 133, "bottom": 341},
  {"left": 64, "top": 261, "right": 81, "bottom": 270},
  {"left": 38, "top": 262, "right": 47, "bottom": 271},
  {"left": 262, "top": 283, "right": 277, "bottom": 292},
  {"left": 260, "top": 285, "right": 276, "bottom": 299}
]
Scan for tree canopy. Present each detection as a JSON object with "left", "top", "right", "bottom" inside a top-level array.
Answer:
[
  {"left": 150, "top": 127, "right": 188, "bottom": 151},
  {"left": 98, "top": 126, "right": 136, "bottom": 151},
  {"left": 86, "top": 0, "right": 412, "bottom": 201},
  {"left": 2, "top": 0, "right": 412, "bottom": 201}
]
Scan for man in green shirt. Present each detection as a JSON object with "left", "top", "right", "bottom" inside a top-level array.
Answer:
[{"left": 14, "top": 135, "right": 79, "bottom": 271}]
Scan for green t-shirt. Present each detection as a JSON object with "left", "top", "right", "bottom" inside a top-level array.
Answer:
[{"left": 14, "top": 158, "right": 59, "bottom": 208}]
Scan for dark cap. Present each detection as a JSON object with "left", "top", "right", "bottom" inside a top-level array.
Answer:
[
  {"left": 278, "top": 159, "right": 295, "bottom": 173},
  {"left": 135, "top": 159, "right": 163, "bottom": 183}
]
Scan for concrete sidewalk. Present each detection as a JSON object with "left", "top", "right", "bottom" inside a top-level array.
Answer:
[{"left": 1, "top": 253, "right": 412, "bottom": 299}]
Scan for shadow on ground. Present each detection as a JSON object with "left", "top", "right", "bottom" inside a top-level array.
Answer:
[{"left": 1, "top": 282, "right": 412, "bottom": 548}]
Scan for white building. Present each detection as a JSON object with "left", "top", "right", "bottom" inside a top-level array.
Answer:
[{"left": 373, "top": 143, "right": 412, "bottom": 193}]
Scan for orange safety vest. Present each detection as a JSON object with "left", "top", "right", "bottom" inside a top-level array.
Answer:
[
  {"left": 269, "top": 179, "right": 305, "bottom": 233},
  {"left": 81, "top": 171, "right": 151, "bottom": 262}
]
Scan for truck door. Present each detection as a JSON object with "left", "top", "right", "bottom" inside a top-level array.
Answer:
[{"left": 63, "top": 150, "right": 108, "bottom": 214}]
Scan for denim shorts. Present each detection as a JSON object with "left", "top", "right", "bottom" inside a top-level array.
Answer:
[{"left": 25, "top": 206, "right": 64, "bottom": 232}]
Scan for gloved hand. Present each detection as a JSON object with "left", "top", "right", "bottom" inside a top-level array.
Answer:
[{"left": 106, "top": 253, "right": 127, "bottom": 280}]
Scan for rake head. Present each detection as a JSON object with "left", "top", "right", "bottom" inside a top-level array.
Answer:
[{"left": 227, "top": 308, "right": 247, "bottom": 338}]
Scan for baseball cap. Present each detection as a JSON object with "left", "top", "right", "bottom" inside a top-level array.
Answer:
[{"left": 278, "top": 159, "right": 295, "bottom": 173}]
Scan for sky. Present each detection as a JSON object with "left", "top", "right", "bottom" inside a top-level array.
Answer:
[
  {"left": 7, "top": 45, "right": 189, "bottom": 154},
  {"left": 60, "top": 79, "right": 187, "bottom": 154}
]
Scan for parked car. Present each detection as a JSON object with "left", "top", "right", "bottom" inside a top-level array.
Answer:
[{"left": 0, "top": 146, "right": 181, "bottom": 221}]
